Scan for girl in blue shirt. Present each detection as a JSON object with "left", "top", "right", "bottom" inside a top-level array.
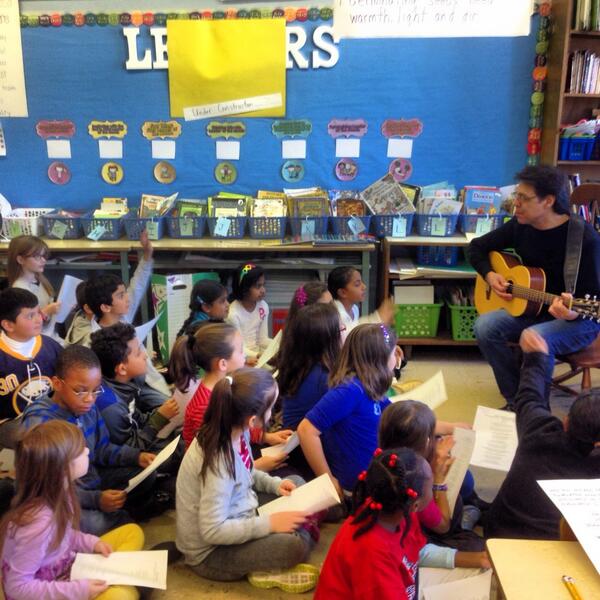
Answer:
[
  {"left": 177, "top": 279, "right": 229, "bottom": 337},
  {"left": 297, "top": 323, "right": 400, "bottom": 499}
]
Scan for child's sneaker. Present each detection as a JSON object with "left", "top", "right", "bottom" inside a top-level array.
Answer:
[{"left": 247, "top": 563, "right": 319, "bottom": 593}]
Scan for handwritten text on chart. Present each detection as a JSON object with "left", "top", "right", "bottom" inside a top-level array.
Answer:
[{"left": 333, "top": 0, "right": 532, "bottom": 39}]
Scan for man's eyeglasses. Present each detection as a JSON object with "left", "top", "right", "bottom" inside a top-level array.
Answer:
[
  {"left": 60, "top": 380, "right": 104, "bottom": 399},
  {"left": 514, "top": 192, "right": 538, "bottom": 203}
]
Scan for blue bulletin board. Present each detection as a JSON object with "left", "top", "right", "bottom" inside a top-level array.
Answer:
[{"left": 0, "top": 8, "right": 538, "bottom": 210}]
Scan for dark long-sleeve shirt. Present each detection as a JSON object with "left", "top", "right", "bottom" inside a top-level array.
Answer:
[
  {"left": 485, "top": 352, "right": 600, "bottom": 540},
  {"left": 467, "top": 217, "right": 600, "bottom": 298}
]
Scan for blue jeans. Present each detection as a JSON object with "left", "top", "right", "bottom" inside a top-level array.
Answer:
[{"left": 474, "top": 310, "right": 600, "bottom": 405}]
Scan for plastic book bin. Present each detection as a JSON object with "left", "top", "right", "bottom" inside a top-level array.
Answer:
[
  {"left": 448, "top": 303, "right": 478, "bottom": 341},
  {"left": 1, "top": 208, "right": 53, "bottom": 239},
  {"left": 123, "top": 211, "right": 166, "bottom": 241},
  {"left": 42, "top": 211, "right": 83, "bottom": 240},
  {"left": 566, "top": 135, "right": 596, "bottom": 161},
  {"left": 207, "top": 216, "right": 247, "bottom": 239},
  {"left": 459, "top": 214, "right": 507, "bottom": 235},
  {"left": 393, "top": 303, "right": 443, "bottom": 338},
  {"left": 165, "top": 215, "right": 207, "bottom": 239},
  {"left": 372, "top": 214, "right": 414, "bottom": 238},
  {"left": 289, "top": 216, "right": 329, "bottom": 238},
  {"left": 416, "top": 246, "right": 460, "bottom": 267},
  {"left": 330, "top": 215, "right": 372, "bottom": 237},
  {"left": 81, "top": 212, "right": 124, "bottom": 241},
  {"left": 248, "top": 217, "right": 288, "bottom": 240},
  {"left": 416, "top": 214, "right": 459, "bottom": 237}
]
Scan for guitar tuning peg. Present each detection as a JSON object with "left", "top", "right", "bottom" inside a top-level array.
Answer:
[
  {"left": 585, "top": 294, "right": 590, "bottom": 300},
  {"left": 594, "top": 296, "right": 597, "bottom": 301}
]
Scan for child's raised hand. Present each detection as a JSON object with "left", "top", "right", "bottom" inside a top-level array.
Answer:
[
  {"left": 88, "top": 580, "right": 109, "bottom": 599},
  {"left": 99, "top": 490, "right": 126, "bottom": 512},
  {"left": 158, "top": 398, "right": 179, "bottom": 420},
  {"left": 377, "top": 297, "right": 395, "bottom": 325},
  {"left": 93, "top": 539, "right": 112, "bottom": 557},
  {"left": 43, "top": 301, "right": 61, "bottom": 317},
  {"left": 138, "top": 452, "right": 156, "bottom": 468},
  {"left": 264, "top": 429, "right": 293, "bottom": 445},
  {"left": 254, "top": 453, "right": 288, "bottom": 473},
  {"left": 140, "top": 229, "right": 154, "bottom": 261},
  {"left": 278, "top": 478, "right": 297, "bottom": 496},
  {"left": 519, "top": 329, "right": 549, "bottom": 355},
  {"left": 270, "top": 511, "right": 307, "bottom": 533},
  {"left": 245, "top": 356, "right": 259, "bottom": 367}
]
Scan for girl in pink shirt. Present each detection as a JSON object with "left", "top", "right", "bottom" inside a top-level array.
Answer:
[{"left": 0, "top": 420, "right": 143, "bottom": 600}]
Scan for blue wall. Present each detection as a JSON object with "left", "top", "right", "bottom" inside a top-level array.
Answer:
[{"left": 0, "top": 20, "right": 537, "bottom": 210}]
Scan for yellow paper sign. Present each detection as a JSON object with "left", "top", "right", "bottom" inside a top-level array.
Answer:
[{"left": 167, "top": 19, "right": 286, "bottom": 119}]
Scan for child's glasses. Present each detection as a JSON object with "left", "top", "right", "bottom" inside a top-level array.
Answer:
[{"left": 60, "top": 380, "right": 104, "bottom": 399}]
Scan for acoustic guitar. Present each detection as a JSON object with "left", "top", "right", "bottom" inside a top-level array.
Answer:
[{"left": 474, "top": 251, "right": 600, "bottom": 320}]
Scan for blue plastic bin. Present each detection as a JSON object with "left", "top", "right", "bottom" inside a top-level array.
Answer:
[
  {"left": 207, "top": 216, "right": 247, "bottom": 239},
  {"left": 248, "top": 217, "right": 288, "bottom": 240},
  {"left": 330, "top": 215, "right": 372, "bottom": 237},
  {"left": 416, "top": 245, "right": 460, "bottom": 267},
  {"left": 372, "top": 214, "right": 414, "bottom": 238},
  {"left": 81, "top": 212, "right": 124, "bottom": 241},
  {"left": 416, "top": 214, "right": 459, "bottom": 237},
  {"left": 123, "top": 211, "right": 166, "bottom": 241},
  {"left": 459, "top": 214, "right": 507, "bottom": 234},
  {"left": 165, "top": 216, "right": 206, "bottom": 239},
  {"left": 289, "top": 216, "right": 329, "bottom": 238},
  {"left": 42, "top": 211, "right": 83, "bottom": 239}
]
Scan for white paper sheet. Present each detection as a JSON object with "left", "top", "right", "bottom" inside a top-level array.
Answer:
[
  {"left": 257, "top": 473, "right": 341, "bottom": 516},
  {"left": 98, "top": 139, "right": 123, "bottom": 159},
  {"left": 47, "top": 139, "right": 71, "bottom": 159},
  {"left": 156, "top": 389, "right": 192, "bottom": 440},
  {"left": 151, "top": 139, "right": 176, "bottom": 160},
  {"left": 135, "top": 312, "right": 162, "bottom": 344},
  {"left": 335, "top": 138, "right": 360, "bottom": 158},
  {"left": 387, "top": 138, "right": 413, "bottom": 158},
  {"left": 125, "top": 435, "right": 180, "bottom": 493},
  {"left": 71, "top": 550, "right": 168, "bottom": 589},
  {"left": 216, "top": 140, "right": 240, "bottom": 160},
  {"left": 389, "top": 371, "right": 447, "bottom": 411},
  {"left": 256, "top": 331, "right": 281, "bottom": 369},
  {"left": 282, "top": 139, "right": 306, "bottom": 159},
  {"left": 538, "top": 479, "right": 600, "bottom": 576},
  {"left": 470, "top": 406, "right": 517, "bottom": 472},
  {"left": 445, "top": 427, "right": 476, "bottom": 514},
  {"left": 422, "top": 570, "right": 492, "bottom": 600},
  {"left": 54, "top": 275, "right": 84, "bottom": 323},
  {"left": 0, "top": 0, "right": 28, "bottom": 116},
  {"left": 261, "top": 431, "right": 300, "bottom": 458}
]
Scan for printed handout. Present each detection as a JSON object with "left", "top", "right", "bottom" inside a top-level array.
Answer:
[
  {"left": 422, "top": 569, "right": 492, "bottom": 600},
  {"left": 470, "top": 406, "right": 517, "bottom": 472},
  {"left": 538, "top": 479, "right": 600, "bottom": 575},
  {"left": 261, "top": 432, "right": 299, "bottom": 458},
  {"left": 444, "top": 427, "right": 476, "bottom": 514},
  {"left": 389, "top": 371, "right": 447, "bottom": 411},
  {"left": 257, "top": 473, "right": 340, "bottom": 517},
  {"left": 71, "top": 550, "right": 168, "bottom": 589},
  {"left": 125, "top": 435, "right": 180, "bottom": 493},
  {"left": 135, "top": 312, "right": 162, "bottom": 344}
]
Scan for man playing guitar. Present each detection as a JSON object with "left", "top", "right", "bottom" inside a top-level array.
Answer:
[{"left": 468, "top": 166, "right": 600, "bottom": 410}]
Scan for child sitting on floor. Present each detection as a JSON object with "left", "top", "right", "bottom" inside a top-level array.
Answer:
[
  {"left": 298, "top": 323, "right": 400, "bottom": 499},
  {"left": 328, "top": 266, "right": 394, "bottom": 333},
  {"left": 0, "top": 420, "right": 144, "bottom": 600},
  {"left": 176, "top": 367, "right": 319, "bottom": 592},
  {"left": 176, "top": 279, "right": 229, "bottom": 337},
  {"left": 69, "top": 231, "right": 170, "bottom": 409},
  {"left": 7, "top": 235, "right": 60, "bottom": 324},
  {"left": 314, "top": 447, "right": 429, "bottom": 600},
  {"left": 0, "top": 288, "right": 62, "bottom": 448},
  {"left": 227, "top": 263, "right": 271, "bottom": 366},
  {"left": 20, "top": 345, "right": 157, "bottom": 536},
  {"left": 485, "top": 328, "right": 600, "bottom": 540},
  {"left": 90, "top": 322, "right": 180, "bottom": 451}
]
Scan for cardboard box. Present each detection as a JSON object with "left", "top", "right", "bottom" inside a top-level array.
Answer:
[{"left": 151, "top": 272, "right": 220, "bottom": 363}]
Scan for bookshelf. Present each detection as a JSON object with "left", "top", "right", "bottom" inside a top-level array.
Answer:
[{"left": 541, "top": 0, "right": 600, "bottom": 178}]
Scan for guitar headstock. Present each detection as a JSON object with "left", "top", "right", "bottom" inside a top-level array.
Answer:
[{"left": 572, "top": 295, "right": 600, "bottom": 322}]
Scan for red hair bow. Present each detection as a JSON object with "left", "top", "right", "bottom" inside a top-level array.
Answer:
[
  {"left": 358, "top": 470, "right": 367, "bottom": 481},
  {"left": 406, "top": 488, "right": 418, "bottom": 499},
  {"left": 369, "top": 501, "right": 383, "bottom": 511},
  {"left": 388, "top": 453, "right": 397, "bottom": 468},
  {"left": 373, "top": 448, "right": 382, "bottom": 457}
]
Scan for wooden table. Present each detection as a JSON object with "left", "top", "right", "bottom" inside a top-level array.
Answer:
[{"left": 487, "top": 538, "right": 600, "bottom": 600}]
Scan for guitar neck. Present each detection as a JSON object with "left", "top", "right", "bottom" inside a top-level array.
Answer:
[{"left": 509, "top": 283, "right": 561, "bottom": 307}]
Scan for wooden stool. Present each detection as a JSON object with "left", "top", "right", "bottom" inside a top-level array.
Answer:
[{"left": 552, "top": 334, "right": 600, "bottom": 395}]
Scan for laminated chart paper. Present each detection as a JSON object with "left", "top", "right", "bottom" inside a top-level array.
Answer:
[
  {"left": 167, "top": 19, "right": 286, "bottom": 119},
  {"left": 0, "top": 0, "right": 28, "bottom": 117}
]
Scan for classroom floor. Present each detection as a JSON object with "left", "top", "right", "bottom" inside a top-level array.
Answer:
[{"left": 137, "top": 347, "right": 600, "bottom": 599}]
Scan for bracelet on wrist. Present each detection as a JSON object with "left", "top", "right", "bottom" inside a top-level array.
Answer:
[{"left": 432, "top": 483, "right": 448, "bottom": 492}]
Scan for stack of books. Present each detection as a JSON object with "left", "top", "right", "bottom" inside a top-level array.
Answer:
[{"left": 566, "top": 50, "right": 600, "bottom": 94}]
